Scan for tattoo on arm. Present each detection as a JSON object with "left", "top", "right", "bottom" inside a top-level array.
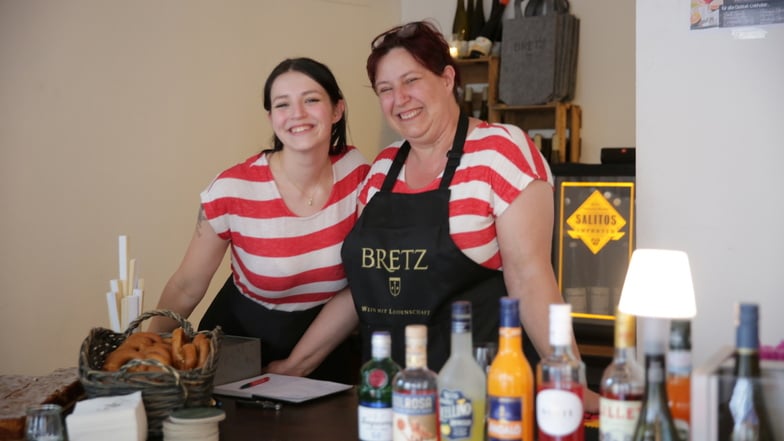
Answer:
[{"left": 195, "top": 207, "right": 207, "bottom": 237}]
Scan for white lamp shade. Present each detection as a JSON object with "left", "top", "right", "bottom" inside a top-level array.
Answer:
[{"left": 617, "top": 249, "right": 697, "bottom": 319}]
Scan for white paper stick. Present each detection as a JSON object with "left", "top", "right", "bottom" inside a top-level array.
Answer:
[
  {"left": 127, "top": 258, "right": 136, "bottom": 297},
  {"left": 133, "top": 288, "right": 144, "bottom": 313},
  {"left": 118, "top": 235, "right": 128, "bottom": 282},
  {"left": 125, "top": 294, "right": 141, "bottom": 330},
  {"left": 106, "top": 292, "right": 121, "bottom": 332}
]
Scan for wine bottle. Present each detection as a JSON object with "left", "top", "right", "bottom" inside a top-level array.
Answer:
[
  {"left": 726, "top": 303, "right": 774, "bottom": 441},
  {"left": 469, "top": 0, "right": 485, "bottom": 41},
  {"left": 359, "top": 331, "right": 402, "bottom": 441},
  {"left": 525, "top": 0, "right": 569, "bottom": 16},
  {"left": 468, "top": 0, "right": 508, "bottom": 58},
  {"left": 466, "top": 0, "right": 475, "bottom": 41},
  {"left": 666, "top": 319, "right": 691, "bottom": 441},
  {"left": 599, "top": 311, "right": 644, "bottom": 440},
  {"left": 452, "top": 0, "right": 469, "bottom": 43},
  {"left": 631, "top": 317, "right": 679, "bottom": 441},
  {"left": 392, "top": 325, "right": 440, "bottom": 441},
  {"left": 536, "top": 303, "right": 584, "bottom": 441},
  {"left": 438, "top": 301, "right": 486, "bottom": 441},
  {"left": 487, "top": 297, "right": 534, "bottom": 441}
]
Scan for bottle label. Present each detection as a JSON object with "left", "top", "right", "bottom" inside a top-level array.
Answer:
[
  {"left": 367, "top": 368, "right": 389, "bottom": 388},
  {"left": 393, "top": 392, "right": 438, "bottom": 441},
  {"left": 599, "top": 397, "right": 642, "bottom": 439},
  {"left": 487, "top": 396, "right": 522, "bottom": 441},
  {"left": 359, "top": 405, "right": 394, "bottom": 441},
  {"left": 536, "top": 389, "right": 583, "bottom": 436},
  {"left": 439, "top": 389, "right": 475, "bottom": 439}
]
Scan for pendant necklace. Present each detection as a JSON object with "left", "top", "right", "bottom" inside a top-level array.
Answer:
[{"left": 276, "top": 154, "right": 329, "bottom": 206}]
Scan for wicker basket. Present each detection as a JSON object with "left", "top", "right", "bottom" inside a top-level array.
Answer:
[{"left": 78, "top": 309, "right": 222, "bottom": 439}]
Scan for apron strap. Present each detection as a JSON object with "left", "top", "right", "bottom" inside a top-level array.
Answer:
[{"left": 380, "top": 111, "right": 470, "bottom": 192}]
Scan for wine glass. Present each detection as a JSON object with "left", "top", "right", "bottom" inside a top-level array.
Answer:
[{"left": 24, "top": 404, "right": 64, "bottom": 441}]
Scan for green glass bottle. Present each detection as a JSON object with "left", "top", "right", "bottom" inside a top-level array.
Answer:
[{"left": 358, "top": 331, "right": 401, "bottom": 441}]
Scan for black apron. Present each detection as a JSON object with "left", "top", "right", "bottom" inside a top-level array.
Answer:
[
  {"left": 199, "top": 274, "right": 354, "bottom": 384},
  {"left": 342, "top": 113, "right": 539, "bottom": 371}
]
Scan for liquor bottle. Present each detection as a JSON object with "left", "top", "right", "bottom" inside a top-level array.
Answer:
[
  {"left": 468, "top": 0, "right": 508, "bottom": 58},
  {"left": 438, "top": 301, "right": 486, "bottom": 441},
  {"left": 599, "top": 311, "right": 644, "bottom": 440},
  {"left": 469, "top": 0, "right": 485, "bottom": 41},
  {"left": 392, "top": 325, "right": 440, "bottom": 441},
  {"left": 487, "top": 297, "right": 534, "bottom": 441},
  {"left": 359, "top": 331, "right": 402, "bottom": 441},
  {"left": 536, "top": 303, "right": 584, "bottom": 441},
  {"left": 631, "top": 317, "right": 679, "bottom": 441},
  {"left": 452, "top": 0, "right": 469, "bottom": 43},
  {"left": 666, "top": 319, "right": 691, "bottom": 441},
  {"left": 725, "top": 303, "right": 774, "bottom": 441}
]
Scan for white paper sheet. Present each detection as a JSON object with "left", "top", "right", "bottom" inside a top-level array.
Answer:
[{"left": 213, "top": 373, "right": 352, "bottom": 403}]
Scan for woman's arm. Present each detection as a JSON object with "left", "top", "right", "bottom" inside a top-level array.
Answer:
[
  {"left": 147, "top": 207, "right": 229, "bottom": 332},
  {"left": 265, "top": 288, "right": 358, "bottom": 377},
  {"left": 496, "top": 179, "right": 599, "bottom": 412}
]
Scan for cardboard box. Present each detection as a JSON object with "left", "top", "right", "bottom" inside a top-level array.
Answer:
[{"left": 213, "top": 335, "right": 262, "bottom": 386}]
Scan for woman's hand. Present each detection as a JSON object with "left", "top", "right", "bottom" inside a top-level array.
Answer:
[{"left": 583, "top": 387, "right": 600, "bottom": 413}]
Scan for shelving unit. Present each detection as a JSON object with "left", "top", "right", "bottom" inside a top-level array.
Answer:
[{"left": 455, "top": 56, "right": 582, "bottom": 163}]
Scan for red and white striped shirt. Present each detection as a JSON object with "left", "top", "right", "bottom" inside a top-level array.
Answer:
[
  {"left": 359, "top": 122, "right": 553, "bottom": 270},
  {"left": 201, "top": 147, "right": 369, "bottom": 311}
]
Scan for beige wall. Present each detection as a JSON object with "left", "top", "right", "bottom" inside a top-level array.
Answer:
[{"left": 0, "top": 0, "right": 399, "bottom": 375}]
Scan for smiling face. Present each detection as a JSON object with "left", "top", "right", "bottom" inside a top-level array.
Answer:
[
  {"left": 268, "top": 71, "right": 344, "bottom": 154},
  {"left": 373, "top": 48, "right": 456, "bottom": 145}
]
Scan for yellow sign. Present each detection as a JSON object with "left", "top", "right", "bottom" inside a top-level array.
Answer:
[{"left": 566, "top": 190, "right": 627, "bottom": 255}]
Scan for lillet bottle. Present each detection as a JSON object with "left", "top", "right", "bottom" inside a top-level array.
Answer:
[
  {"left": 438, "top": 301, "right": 486, "bottom": 441},
  {"left": 536, "top": 303, "right": 584, "bottom": 441},
  {"left": 359, "top": 331, "right": 401, "bottom": 441},
  {"left": 599, "top": 311, "right": 644, "bottom": 440},
  {"left": 392, "top": 325, "right": 440, "bottom": 441},
  {"left": 486, "top": 297, "right": 534, "bottom": 441}
]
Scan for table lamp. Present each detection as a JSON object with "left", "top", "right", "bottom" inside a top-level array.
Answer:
[{"left": 617, "top": 248, "right": 697, "bottom": 440}]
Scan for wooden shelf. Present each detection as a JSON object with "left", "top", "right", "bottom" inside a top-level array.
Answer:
[{"left": 455, "top": 57, "right": 581, "bottom": 163}]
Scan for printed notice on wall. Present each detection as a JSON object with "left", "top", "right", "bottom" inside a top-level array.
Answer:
[{"left": 691, "top": 0, "right": 784, "bottom": 30}]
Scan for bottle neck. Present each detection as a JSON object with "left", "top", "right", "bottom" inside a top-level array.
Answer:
[
  {"left": 614, "top": 346, "right": 637, "bottom": 363},
  {"left": 498, "top": 326, "right": 523, "bottom": 353},
  {"left": 735, "top": 348, "right": 761, "bottom": 378},
  {"left": 642, "top": 353, "right": 670, "bottom": 408},
  {"left": 451, "top": 329, "right": 473, "bottom": 356},
  {"left": 406, "top": 338, "right": 427, "bottom": 369}
]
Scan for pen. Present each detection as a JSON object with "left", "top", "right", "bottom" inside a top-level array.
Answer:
[
  {"left": 239, "top": 376, "right": 270, "bottom": 389},
  {"left": 236, "top": 398, "right": 283, "bottom": 411}
]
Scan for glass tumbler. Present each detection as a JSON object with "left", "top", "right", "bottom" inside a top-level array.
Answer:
[{"left": 24, "top": 404, "right": 64, "bottom": 441}]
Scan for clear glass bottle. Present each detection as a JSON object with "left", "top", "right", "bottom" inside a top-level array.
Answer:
[
  {"left": 359, "top": 331, "right": 401, "bottom": 441},
  {"left": 487, "top": 297, "right": 534, "bottom": 441},
  {"left": 392, "top": 325, "right": 440, "bottom": 441},
  {"left": 536, "top": 303, "right": 584, "bottom": 441},
  {"left": 599, "top": 311, "right": 644, "bottom": 440},
  {"left": 727, "top": 303, "right": 774, "bottom": 441},
  {"left": 666, "top": 319, "right": 691, "bottom": 441},
  {"left": 438, "top": 301, "right": 486, "bottom": 441},
  {"left": 452, "top": 0, "right": 469, "bottom": 43},
  {"left": 631, "top": 317, "right": 679, "bottom": 441}
]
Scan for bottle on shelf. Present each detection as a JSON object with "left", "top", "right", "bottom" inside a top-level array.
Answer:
[
  {"left": 631, "top": 317, "right": 679, "bottom": 441},
  {"left": 469, "top": 0, "right": 485, "bottom": 41},
  {"left": 359, "top": 331, "right": 402, "bottom": 441},
  {"left": 724, "top": 303, "right": 774, "bottom": 441},
  {"left": 392, "top": 325, "right": 440, "bottom": 441},
  {"left": 466, "top": 0, "right": 475, "bottom": 41},
  {"left": 524, "top": 0, "right": 570, "bottom": 16},
  {"left": 487, "top": 297, "right": 534, "bottom": 441},
  {"left": 536, "top": 303, "right": 584, "bottom": 441},
  {"left": 599, "top": 311, "right": 644, "bottom": 440},
  {"left": 452, "top": 0, "right": 470, "bottom": 57},
  {"left": 468, "top": 0, "right": 508, "bottom": 58},
  {"left": 461, "top": 86, "right": 474, "bottom": 119},
  {"left": 666, "top": 319, "right": 691, "bottom": 441},
  {"left": 438, "top": 301, "right": 486, "bottom": 441}
]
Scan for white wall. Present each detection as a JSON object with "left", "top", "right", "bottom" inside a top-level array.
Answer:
[
  {"left": 0, "top": 0, "right": 399, "bottom": 375},
  {"left": 637, "top": 0, "right": 784, "bottom": 366},
  {"left": 402, "top": 0, "right": 637, "bottom": 164}
]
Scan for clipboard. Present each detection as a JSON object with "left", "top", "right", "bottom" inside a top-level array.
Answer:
[{"left": 213, "top": 373, "right": 353, "bottom": 404}]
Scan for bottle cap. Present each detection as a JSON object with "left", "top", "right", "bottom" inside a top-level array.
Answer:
[
  {"left": 549, "top": 303, "right": 572, "bottom": 346},
  {"left": 499, "top": 297, "right": 520, "bottom": 328},
  {"left": 451, "top": 301, "right": 472, "bottom": 333},
  {"left": 371, "top": 331, "right": 392, "bottom": 359},
  {"left": 735, "top": 302, "right": 760, "bottom": 350}
]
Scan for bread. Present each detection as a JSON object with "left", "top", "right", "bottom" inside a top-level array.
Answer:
[{"left": 0, "top": 367, "right": 84, "bottom": 441}]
